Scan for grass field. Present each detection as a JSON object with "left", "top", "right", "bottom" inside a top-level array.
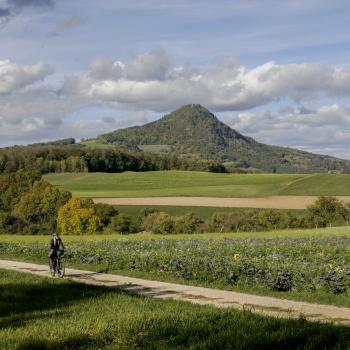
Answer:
[
  {"left": 43, "top": 171, "right": 350, "bottom": 198},
  {"left": 43, "top": 171, "right": 305, "bottom": 198},
  {"left": 1, "top": 270, "right": 349, "bottom": 350}
]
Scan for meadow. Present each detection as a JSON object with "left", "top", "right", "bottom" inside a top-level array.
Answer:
[
  {"left": 1, "top": 227, "right": 349, "bottom": 307},
  {"left": 1, "top": 270, "right": 349, "bottom": 350},
  {"left": 43, "top": 171, "right": 350, "bottom": 198}
]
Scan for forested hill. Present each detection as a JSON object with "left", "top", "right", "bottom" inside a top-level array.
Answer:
[{"left": 98, "top": 104, "right": 350, "bottom": 173}]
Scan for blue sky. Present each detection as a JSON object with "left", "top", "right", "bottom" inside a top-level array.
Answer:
[{"left": 1, "top": 0, "right": 350, "bottom": 158}]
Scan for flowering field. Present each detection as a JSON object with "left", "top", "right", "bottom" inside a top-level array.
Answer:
[{"left": 2, "top": 235, "right": 349, "bottom": 299}]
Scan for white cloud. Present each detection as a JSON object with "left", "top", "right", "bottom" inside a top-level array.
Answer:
[
  {"left": 0, "top": 59, "right": 53, "bottom": 93},
  {"left": 3, "top": 52, "right": 350, "bottom": 160},
  {"left": 63, "top": 50, "right": 350, "bottom": 112},
  {"left": 224, "top": 104, "right": 350, "bottom": 158}
]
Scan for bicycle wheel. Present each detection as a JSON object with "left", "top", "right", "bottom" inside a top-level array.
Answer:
[
  {"left": 57, "top": 258, "right": 65, "bottom": 277},
  {"left": 49, "top": 259, "right": 56, "bottom": 277}
]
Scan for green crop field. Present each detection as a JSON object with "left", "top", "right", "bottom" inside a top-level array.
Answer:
[
  {"left": 42, "top": 171, "right": 306, "bottom": 198},
  {"left": 43, "top": 171, "right": 350, "bottom": 198},
  {"left": 1, "top": 227, "right": 350, "bottom": 307},
  {"left": 2, "top": 270, "right": 349, "bottom": 350}
]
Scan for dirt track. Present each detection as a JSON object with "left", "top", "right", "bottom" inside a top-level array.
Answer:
[
  {"left": 94, "top": 196, "right": 350, "bottom": 210},
  {"left": 1, "top": 259, "right": 349, "bottom": 326}
]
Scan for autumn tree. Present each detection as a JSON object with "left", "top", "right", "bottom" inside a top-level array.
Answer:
[{"left": 57, "top": 198, "right": 102, "bottom": 235}]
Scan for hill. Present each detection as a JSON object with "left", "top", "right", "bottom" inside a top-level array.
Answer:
[{"left": 98, "top": 104, "right": 350, "bottom": 173}]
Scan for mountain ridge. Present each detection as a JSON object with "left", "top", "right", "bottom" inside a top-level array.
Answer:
[{"left": 98, "top": 104, "right": 350, "bottom": 173}]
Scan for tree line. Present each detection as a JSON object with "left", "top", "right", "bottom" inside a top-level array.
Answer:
[
  {"left": 0, "top": 143, "right": 226, "bottom": 174},
  {"left": 108, "top": 196, "right": 350, "bottom": 234}
]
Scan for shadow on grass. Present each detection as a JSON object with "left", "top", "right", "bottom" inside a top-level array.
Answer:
[
  {"left": 126, "top": 310, "right": 350, "bottom": 350},
  {"left": 0, "top": 272, "right": 116, "bottom": 330},
  {"left": 1, "top": 270, "right": 350, "bottom": 350}
]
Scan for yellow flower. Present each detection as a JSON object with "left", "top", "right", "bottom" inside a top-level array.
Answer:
[{"left": 233, "top": 253, "right": 240, "bottom": 261}]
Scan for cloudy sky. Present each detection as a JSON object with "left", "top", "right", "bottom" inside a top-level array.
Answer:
[{"left": 1, "top": 0, "right": 350, "bottom": 158}]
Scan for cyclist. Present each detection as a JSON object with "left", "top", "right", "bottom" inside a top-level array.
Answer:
[{"left": 48, "top": 231, "right": 65, "bottom": 263}]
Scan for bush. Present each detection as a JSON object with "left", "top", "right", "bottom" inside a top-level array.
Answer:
[
  {"left": 93, "top": 203, "right": 118, "bottom": 226},
  {"left": 143, "top": 212, "right": 175, "bottom": 234},
  {"left": 174, "top": 213, "right": 203, "bottom": 233},
  {"left": 108, "top": 214, "right": 141, "bottom": 234}
]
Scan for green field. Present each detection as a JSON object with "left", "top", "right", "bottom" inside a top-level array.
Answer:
[
  {"left": 43, "top": 171, "right": 350, "bottom": 198},
  {"left": 2, "top": 270, "right": 349, "bottom": 350}
]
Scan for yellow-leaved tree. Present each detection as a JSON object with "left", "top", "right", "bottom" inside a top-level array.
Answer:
[{"left": 57, "top": 198, "right": 102, "bottom": 235}]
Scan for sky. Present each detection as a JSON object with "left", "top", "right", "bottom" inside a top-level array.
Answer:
[{"left": 1, "top": 0, "right": 350, "bottom": 158}]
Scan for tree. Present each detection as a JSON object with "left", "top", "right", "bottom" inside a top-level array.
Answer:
[
  {"left": 13, "top": 180, "right": 71, "bottom": 226},
  {"left": 307, "top": 196, "right": 346, "bottom": 228},
  {"left": 57, "top": 198, "right": 102, "bottom": 235}
]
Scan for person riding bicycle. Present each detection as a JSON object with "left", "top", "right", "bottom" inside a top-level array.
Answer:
[{"left": 48, "top": 231, "right": 65, "bottom": 262}]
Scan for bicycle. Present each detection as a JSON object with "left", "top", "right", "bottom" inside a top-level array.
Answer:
[{"left": 49, "top": 254, "right": 65, "bottom": 277}]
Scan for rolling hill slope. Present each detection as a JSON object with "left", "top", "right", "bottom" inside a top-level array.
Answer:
[{"left": 98, "top": 104, "right": 350, "bottom": 173}]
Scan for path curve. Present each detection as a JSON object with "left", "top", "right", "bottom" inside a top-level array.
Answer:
[
  {"left": 1, "top": 260, "right": 349, "bottom": 326},
  {"left": 94, "top": 196, "right": 350, "bottom": 210}
]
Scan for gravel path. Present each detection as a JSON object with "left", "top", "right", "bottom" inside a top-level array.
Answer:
[
  {"left": 94, "top": 196, "right": 350, "bottom": 210},
  {"left": 1, "top": 259, "right": 349, "bottom": 326}
]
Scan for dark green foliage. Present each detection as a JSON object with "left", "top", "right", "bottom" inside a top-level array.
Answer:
[
  {"left": 93, "top": 203, "right": 118, "bottom": 225},
  {"left": 29, "top": 137, "right": 76, "bottom": 146},
  {"left": 267, "top": 270, "right": 293, "bottom": 292},
  {"left": 0, "top": 141, "right": 226, "bottom": 174},
  {"left": 109, "top": 214, "right": 136, "bottom": 234},
  {"left": 0, "top": 170, "right": 41, "bottom": 211},
  {"left": 99, "top": 104, "right": 350, "bottom": 173}
]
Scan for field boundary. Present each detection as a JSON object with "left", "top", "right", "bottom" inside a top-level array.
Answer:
[
  {"left": 1, "top": 259, "right": 349, "bottom": 326},
  {"left": 93, "top": 195, "right": 350, "bottom": 210}
]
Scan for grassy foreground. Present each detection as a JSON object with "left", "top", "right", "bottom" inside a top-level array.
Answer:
[
  {"left": 1, "top": 269, "right": 350, "bottom": 350},
  {"left": 44, "top": 171, "right": 350, "bottom": 198}
]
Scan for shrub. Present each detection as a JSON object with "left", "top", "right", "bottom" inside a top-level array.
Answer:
[
  {"left": 93, "top": 203, "right": 118, "bottom": 225},
  {"left": 143, "top": 212, "right": 175, "bottom": 234},
  {"left": 174, "top": 213, "right": 203, "bottom": 233},
  {"left": 109, "top": 214, "right": 133, "bottom": 234}
]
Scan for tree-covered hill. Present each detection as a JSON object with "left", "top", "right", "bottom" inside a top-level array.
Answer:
[{"left": 98, "top": 104, "right": 350, "bottom": 173}]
